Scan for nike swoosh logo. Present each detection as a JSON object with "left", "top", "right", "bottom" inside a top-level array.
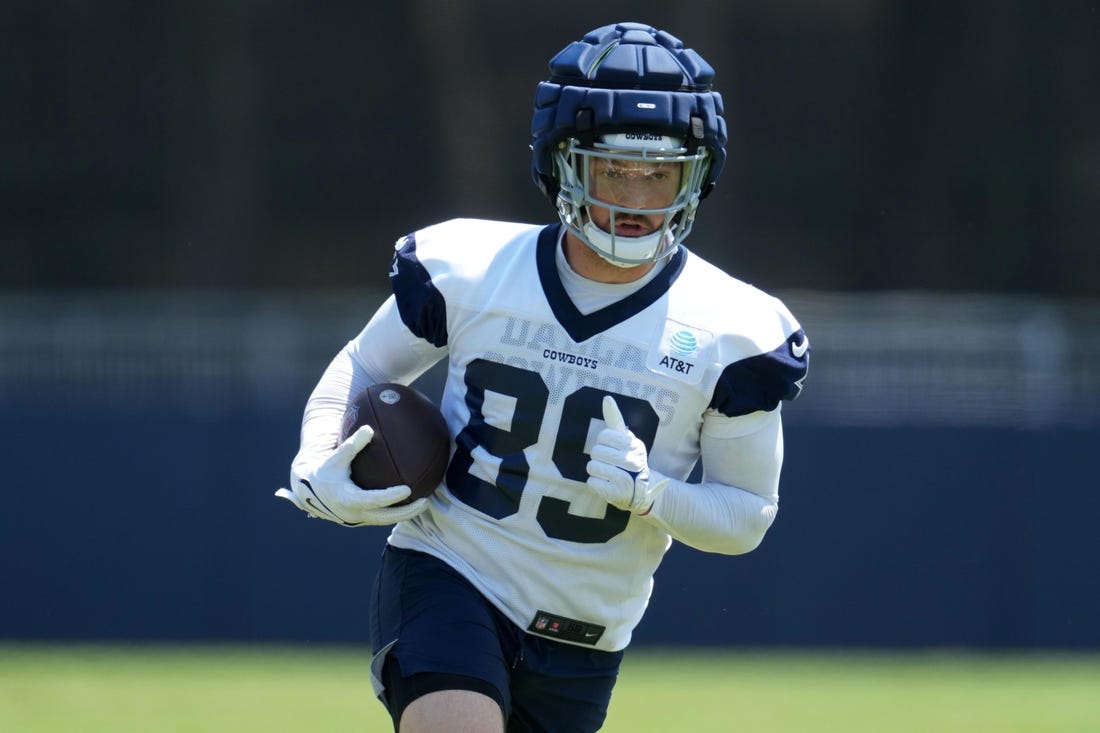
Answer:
[
  {"left": 790, "top": 335, "right": 809, "bottom": 359},
  {"left": 301, "top": 479, "right": 356, "bottom": 525}
]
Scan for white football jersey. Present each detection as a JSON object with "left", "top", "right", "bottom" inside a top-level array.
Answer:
[{"left": 383, "top": 218, "right": 807, "bottom": 651}]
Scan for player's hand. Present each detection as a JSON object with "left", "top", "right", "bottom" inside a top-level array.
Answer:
[
  {"left": 275, "top": 425, "right": 429, "bottom": 526},
  {"left": 586, "top": 396, "right": 670, "bottom": 514}
]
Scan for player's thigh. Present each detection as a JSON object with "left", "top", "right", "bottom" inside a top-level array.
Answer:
[
  {"left": 400, "top": 689, "right": 503, "bottom": 733},
  {"left": 370, "top": 545, "right": 516, "bottom": 722}
]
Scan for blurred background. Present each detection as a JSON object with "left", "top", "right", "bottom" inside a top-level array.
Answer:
[{"left": 2, "top": 1, "right": 1097, "bottom": 650}]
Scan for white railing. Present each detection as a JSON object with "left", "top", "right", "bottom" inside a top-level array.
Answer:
[{"left": 2, "top": 290, "right": 1097, "bottom": 426}]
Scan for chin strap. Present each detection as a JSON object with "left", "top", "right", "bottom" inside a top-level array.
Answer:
[{"left": 579, "top": 218, "right": 676, "bottom": 267}]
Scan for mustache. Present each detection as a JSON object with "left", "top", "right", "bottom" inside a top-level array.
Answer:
[{"left": 610, "top": 213, "right": 651, "bottom": 226}]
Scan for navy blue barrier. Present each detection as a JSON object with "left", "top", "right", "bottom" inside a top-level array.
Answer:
[{"left": 3, "top": 392, "right": 1097, "bottom": 649}]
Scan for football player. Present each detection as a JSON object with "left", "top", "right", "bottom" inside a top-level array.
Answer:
[{"left": 277, "top": 21, "right": 809, "bottom": 733}]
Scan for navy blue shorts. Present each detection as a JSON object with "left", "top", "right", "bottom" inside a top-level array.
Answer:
[{"left": 369, "top": 545, "right": 624, "bottom": 732}]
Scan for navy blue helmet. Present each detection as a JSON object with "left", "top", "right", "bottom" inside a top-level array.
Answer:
[{"left": 531, "top": 22, "right": 728, "bottom": 265}]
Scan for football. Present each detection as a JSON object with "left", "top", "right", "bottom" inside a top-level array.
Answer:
[{"left": 339, "top": 382, "right": 451, "bottom": 504}]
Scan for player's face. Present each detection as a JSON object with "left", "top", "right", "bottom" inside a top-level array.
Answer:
[{"left": 587, "top": 157, "right": 683, "bottom": 236}]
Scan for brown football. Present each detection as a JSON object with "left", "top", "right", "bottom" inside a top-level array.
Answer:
[{"left": 339, "top": 383, "right": 451, "bottom": 504}]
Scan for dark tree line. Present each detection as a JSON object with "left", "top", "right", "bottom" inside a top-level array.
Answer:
[{"left": 2, "top": 1, "right": 1096, "bottom": 296}]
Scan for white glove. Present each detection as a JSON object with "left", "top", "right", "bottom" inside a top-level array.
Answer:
[
  {"left": 275, "top": 425, "right": 429, "bottom": 526},
  {"left": 586, "top": 396, "right": 670, "bottom": 514}
]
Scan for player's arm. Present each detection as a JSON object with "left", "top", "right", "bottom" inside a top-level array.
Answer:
[
  {"left": 278, "top": 297, "right": 446, "bottom": 525},
  {"left": 638, "top": 409, "right": 783, "bottom": 555},
  {"left": 296, "top": 296, "right": 446, "bottom": 465},
  {"left": 585, "top": 398, "right": 782, "bottom": 555},
  {"left": 586, "top": 327, "right": 807, "bottom": 553}
]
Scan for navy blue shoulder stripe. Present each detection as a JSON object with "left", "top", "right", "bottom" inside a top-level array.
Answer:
[
  {"left": 710, "top": 329, "right": 809, "bottom": 416},
  {"left": 390, "top": 234, "right": 448, "bottom": 348},
  {"left": 536, "top": 223, "right": 686, "bottom": 343}
]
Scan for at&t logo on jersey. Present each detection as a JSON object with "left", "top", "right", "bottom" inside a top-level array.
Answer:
[
  {"left": 661, "top": 330, "right": 697, "bottom": 374},
  {"left": 647, "top": 321, "right": 712, "bottom": 385},
  {"left": 668, "top": 329, "right": 698, "bottom": 358}
]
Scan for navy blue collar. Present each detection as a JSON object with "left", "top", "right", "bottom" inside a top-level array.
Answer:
[{"left": 535, "top": 224, "right": 686, "bottom": 343}]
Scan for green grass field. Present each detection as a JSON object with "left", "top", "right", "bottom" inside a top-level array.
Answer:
[{"left": 1, "top": 644, "right": 1098, "bottom": 732}]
